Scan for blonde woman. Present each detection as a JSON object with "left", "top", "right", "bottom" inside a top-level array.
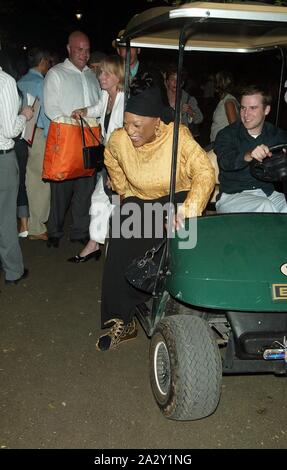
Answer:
[
  {"left": 69, "top": 55, "right": 125, "bottom": 262},
  {"left": 210, "top": 70, "right": 239, "bottom": 143}
]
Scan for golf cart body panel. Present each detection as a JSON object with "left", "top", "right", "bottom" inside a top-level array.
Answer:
[{"left": 168, "top": 213, "right": 287, "bottom": 312}]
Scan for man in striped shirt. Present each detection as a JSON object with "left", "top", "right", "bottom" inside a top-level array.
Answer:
[{"left": 0, "top": 66, "right": 34, "bottom": 284}]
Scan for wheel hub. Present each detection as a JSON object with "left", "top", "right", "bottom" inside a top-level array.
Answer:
[{"left": 154, "top": 341, "right": 171, "bottom": 396}]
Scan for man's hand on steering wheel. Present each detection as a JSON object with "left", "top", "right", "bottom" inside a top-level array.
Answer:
[
  {"left": 249, "top": 143, "right": 287, "bottom": 183},
  {"left": 244, "top": 144, "right": 272, "bottom": 163}
]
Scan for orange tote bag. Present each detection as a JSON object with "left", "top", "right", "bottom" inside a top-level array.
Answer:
[{"left": 43, "top": 116, "right": 101, "bottom": 181}]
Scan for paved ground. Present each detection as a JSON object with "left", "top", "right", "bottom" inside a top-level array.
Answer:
[{"left": 0, "top": 229, "right": 287, "bottom": 450}]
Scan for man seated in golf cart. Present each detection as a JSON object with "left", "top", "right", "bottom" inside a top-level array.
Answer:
[{"left": 214, "top": 84, "right": 287, "bottom": 213}]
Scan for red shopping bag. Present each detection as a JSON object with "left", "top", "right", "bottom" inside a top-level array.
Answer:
[{"left": 43, "top": 117, "right": 101, "bottom": 181}]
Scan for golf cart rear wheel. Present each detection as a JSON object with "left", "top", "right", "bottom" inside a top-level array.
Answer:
[{"left": 150, "top": 315, "right": 222, "bottom": 421}]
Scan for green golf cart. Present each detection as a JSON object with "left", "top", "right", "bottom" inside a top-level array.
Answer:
[{"left": 119, "top": 2, "right": 287, "bottom": 421}]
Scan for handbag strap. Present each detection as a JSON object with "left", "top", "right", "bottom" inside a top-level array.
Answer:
[
  {"left": 147, "top": 239, "right": 167, "bottom": 296},
  {"left": 153, "top": 240, "right": 168, "bottom": 295},
  {"left": 144, "top": 239, "right": 166, "bottom": 260},
  {"left": 80, "top": 116, "right": 101, "bottom": 146}
]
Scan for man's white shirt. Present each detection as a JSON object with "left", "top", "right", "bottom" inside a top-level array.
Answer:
[{"left": 44, "top": 59, "right": 101, "bottom": 121}]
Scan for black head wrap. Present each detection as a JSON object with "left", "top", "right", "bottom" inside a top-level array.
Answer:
[{"left": 126, "top": 74, "right": 162, "bottom": 117}]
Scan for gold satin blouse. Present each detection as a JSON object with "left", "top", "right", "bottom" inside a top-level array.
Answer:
[{"left": 104, "top": 121, "right": 215, "bottom": 218}]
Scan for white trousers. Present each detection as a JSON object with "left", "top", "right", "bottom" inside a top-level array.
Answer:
[
  {"left": 89, "top": 176, "right": 115, "bottom": 244},
  {"left": 216, "top": 189, "right": 287, "bottom": 213}
]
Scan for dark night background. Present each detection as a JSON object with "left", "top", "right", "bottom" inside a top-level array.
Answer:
[
  {"left": 0, "top": 0, "right": 155, "bottom": 54},
  {"left": 0, "top": 0, "right": 283, "bottom": 54}
]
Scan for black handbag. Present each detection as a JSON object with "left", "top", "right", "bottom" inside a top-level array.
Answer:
[
  {"left": 80, "top": 116, "right": 104, "bottom": 171},
  {"left": 125, "top": 240, "right": 167, "bottom": 295}
]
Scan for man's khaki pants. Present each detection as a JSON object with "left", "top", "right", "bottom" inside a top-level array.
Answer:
[{"left": 26, "top": 128, "right": 50, "bottom": 235}]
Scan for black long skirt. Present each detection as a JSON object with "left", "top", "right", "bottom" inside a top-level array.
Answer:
[{"left": 101, "top": 191, "right": 187, "bottom": 328}]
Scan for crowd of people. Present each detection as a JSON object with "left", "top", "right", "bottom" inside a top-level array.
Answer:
[{"left": 1, "top": 28, "right": 287, "bottom": 350}]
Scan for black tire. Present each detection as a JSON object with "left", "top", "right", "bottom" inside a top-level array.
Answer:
[{"left": 149, "top": 314, "right": 222, "bottom": 421}]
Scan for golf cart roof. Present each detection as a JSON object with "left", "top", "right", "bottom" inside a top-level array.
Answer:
[{"left": 118, "top": 2, "right": 287, "bottom": 52}]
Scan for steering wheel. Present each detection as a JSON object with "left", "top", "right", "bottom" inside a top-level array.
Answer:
[{"left": 249, "top": 143, "right": 287, "bottom": 182}]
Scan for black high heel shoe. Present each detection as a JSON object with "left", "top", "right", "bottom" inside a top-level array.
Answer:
[{"left": 67, "top": 249, "right": 101, "bottom": 263}]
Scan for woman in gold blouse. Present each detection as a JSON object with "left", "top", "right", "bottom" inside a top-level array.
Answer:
[{"left": 96, "top": 79, "right": 215, "bottom": 352}]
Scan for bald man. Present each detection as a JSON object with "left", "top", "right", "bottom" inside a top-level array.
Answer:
[{"left": 44, "top": 31, "right": 101, "bottom": 248}]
